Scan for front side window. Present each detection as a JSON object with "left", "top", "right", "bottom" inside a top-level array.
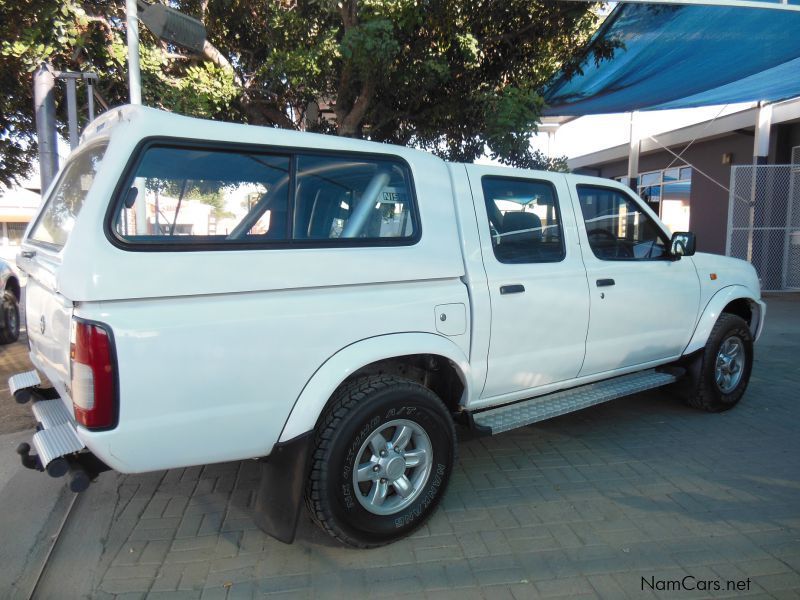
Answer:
[
  {"left": 577, "top": 185, "right": 669, "bottom": 260},
  {"left": 30, "top": 143, "right": 108, "bottom": 249},
  {"left": 111, "top": 144, "right": 417, "bottom": 247},
  {"left": 481, "top": 176, "right": 564, "bottom": 263}
]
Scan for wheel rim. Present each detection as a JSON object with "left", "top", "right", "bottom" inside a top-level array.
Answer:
[
  {"left": 352, "top": 418, "right": 433, "bottom": 516},
  {"left": 715, "top": 335, "right": 745, "bottom": 394}
]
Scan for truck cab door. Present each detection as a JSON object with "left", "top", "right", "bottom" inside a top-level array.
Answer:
[
  {"left": 568, "top": 179, "right": 701, "bottom": 376},
  {"left": 465, "top": 165, "right": 590, "bottom": 405}
]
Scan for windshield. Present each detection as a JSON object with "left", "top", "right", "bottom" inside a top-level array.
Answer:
[{"left": 29, "top": 143, "right": 108, "bottom": 250}]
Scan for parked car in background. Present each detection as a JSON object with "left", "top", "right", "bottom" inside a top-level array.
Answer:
[{"left": 0, "top": 258, "right": 20, "bottom": 344}]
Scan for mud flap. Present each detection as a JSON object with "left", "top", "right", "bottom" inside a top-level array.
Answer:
[{"left": 252, "top": 431, "right": 314, "bottom": 544}]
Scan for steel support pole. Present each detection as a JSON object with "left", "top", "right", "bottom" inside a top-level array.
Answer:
[
  {"left": 87, "top": 79, "right": 95, "bottom": 121},
  {"left": 33, "top": 63, "right": 59, "bottom": 193},
  {"left": 627, "top": 111, "right": 640, "bottom": 190},
  {"left": 65, "top": 77, "right": 79, "bottom": 149},
  {"left": 547, "top": 131, "right": 556, "bottom": 159},
  {"left": 754, "top": 102, "right": 772, "bottom": 166},
  {"left": 126, "top": 0, "right": 142, "bottom": 104},
  {"left": 747, "top": 102, "right": 772, "bottom": 265}
]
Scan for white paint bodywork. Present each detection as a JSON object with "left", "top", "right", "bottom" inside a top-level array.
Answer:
[
  {"left": 566, "top": 175, "right": 701, "bottom": 376},
  {"left": 17, "top": 106, "right": 765, "bottom": 474},
  {"left": 464, "top": 164, "right": 591, "bottom": 398}
]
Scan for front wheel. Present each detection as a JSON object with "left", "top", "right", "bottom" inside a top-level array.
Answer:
[
  {"left": 305, "top": 375, "right": 455, "bottom": 548},
  {"left": 684, "top": 313, "right": 753, "bottom": 412}
]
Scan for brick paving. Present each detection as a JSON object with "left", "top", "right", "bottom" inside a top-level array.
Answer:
[{"left": 13, "top": 294, "right": 800, "bottom": 598}]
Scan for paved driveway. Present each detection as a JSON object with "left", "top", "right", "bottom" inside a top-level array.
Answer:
[{"left": 13, "top": 294, "right": 800, "bottom": 599}]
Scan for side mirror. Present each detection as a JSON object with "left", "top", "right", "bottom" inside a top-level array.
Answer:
[{"left": 670, "top": 231, "right": 696, "bottom": 257}]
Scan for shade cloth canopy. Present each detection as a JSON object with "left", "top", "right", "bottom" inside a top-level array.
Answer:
[{"left": 543, "top": 2, "right": 800, "bottom": 115}]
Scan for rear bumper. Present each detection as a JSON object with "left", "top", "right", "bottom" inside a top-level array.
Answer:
[{"left": 9, "top": 370, "right": 108, "bottom": 490}]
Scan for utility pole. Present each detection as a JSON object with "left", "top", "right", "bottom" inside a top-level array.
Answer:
[
  {"left": 126, "top": 0, "right": 142, "bottom": 104},
  {"left": 33, "top": 63, "right": 59, "bottom": 193}
]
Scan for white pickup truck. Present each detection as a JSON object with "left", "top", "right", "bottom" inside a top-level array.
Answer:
[{"left": 10, "top": 106, "right": 764, "bottom": 548}]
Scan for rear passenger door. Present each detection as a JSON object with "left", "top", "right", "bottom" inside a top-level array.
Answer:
[{"left": 465, "top": 166, "right": 590, "bottom": 402}]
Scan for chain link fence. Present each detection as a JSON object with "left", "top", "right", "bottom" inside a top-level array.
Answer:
[{"left": 726, "top": 164, "right": 800, "bottom": 291}]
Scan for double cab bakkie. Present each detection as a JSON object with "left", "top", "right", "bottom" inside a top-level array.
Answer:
[{"left": 10, "top": 106, "right": 765, "bottom": 547}]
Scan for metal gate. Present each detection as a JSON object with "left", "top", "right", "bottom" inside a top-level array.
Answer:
[{"left": 726, "top": 164, "right": 800, "bottom": 291}]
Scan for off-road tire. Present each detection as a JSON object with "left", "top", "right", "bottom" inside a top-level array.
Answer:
[
  {"left": 684, "top": 313, "right": 753, "bottom": 412},
  {"left": 305, "top": 375, "right": 455, "bottom": 548},
  {"left": 0, "top": 291, "right": 20, "bottom": 344}
]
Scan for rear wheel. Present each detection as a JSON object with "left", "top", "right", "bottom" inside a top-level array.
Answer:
[
  {"left": 684, "top": 313, "right": 753, "bottom": 412},
  {"left": 305, "top": 375, "right": 455, "bottom": 548},
  {"left": 0, "top": 291, "right": 20, "bottom": 344}
]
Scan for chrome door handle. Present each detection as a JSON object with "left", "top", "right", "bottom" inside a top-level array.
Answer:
[
  {"left": 596, "top": 278, "right": 615, "bottom": 287},
  {"left": 500, "top": 284, "right": 525, "bottom": 294}
]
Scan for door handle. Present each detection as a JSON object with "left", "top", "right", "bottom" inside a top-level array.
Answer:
[
  {"left": 500, "top": 284, "right": 525, "bottom": 295},
  {"left": 596, "top": 278, "right": 615, "bottom": 287}
]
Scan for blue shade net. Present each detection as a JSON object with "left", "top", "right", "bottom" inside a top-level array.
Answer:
[{"left": 543, "top": 2, "right": 800, "bottom": 116}]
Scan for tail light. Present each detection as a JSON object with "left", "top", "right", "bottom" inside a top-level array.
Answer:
[{"left": 70, "top": 317, "right": 118, "bottom": 430}]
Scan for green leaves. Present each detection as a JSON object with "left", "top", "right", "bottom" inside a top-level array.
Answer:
[
  {"left": 0, "top": 0, "right": 607, "bottom": 186},
  {"left": 341, "top": 18, "right": 399, "bottom": 76}
]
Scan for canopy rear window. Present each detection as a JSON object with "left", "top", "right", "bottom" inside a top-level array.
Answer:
[
  {"left": 29, "top": 143, "right": 108, "bottom": 250},
  {"left": 109, "top": 142, "right": 419, "bottom": 249}
]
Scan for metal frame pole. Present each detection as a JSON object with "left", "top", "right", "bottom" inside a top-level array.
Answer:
[
  {"left": 782, "top": 167, "right": 796, "bottom": 289},
  {"left": 126, "top": 0, "right": 142, "bottom": 104},
  {"left": 627, "top": 111, "right": 640, "bottom": 190},
  {"left": 65, "top": 77, "right": 79, "bottom": 149},
  {"left": 87, "top": 79, "right": 95, "bottom": 121},
  {"left": 725, "top": 166, "right": 736, "bottom": 256},
  {"left": 33, "top": 63, "right": 59, "bottom": 193}
]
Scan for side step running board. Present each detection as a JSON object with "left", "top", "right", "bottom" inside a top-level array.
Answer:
[{"left": 472, "top": 369, "right": 677, "bottom": 435}]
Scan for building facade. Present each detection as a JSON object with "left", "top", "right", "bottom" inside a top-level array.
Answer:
[{"left": 568, "top": 99, "right": 800, "bottom": 257}]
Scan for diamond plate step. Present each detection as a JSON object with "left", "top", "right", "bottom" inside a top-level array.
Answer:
[
  {"left": 472, "top": 369, "right": 677, "bottom": 434},
  {"left": 8, "top": 370, "right": 41, "bottom": 396},
  {"left": 32, "top": 420, "right": 85, "bottom": 467},
  {"left": 32, "top": 399, "right": 73, "bottom": 430}
]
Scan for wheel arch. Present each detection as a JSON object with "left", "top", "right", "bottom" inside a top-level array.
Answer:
[
  {"left": 683, "top": 285, "right": 765, "bottom": 355},
  {"left": 4, "top": 276, "right": 20, "bottom": 301},
  {"left": 278, "top": 333, "right": 472, "bottom": 443}
]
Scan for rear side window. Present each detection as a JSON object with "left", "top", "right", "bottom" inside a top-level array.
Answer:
[
  {"left": 113, "top": 147, "right": 291, "bottom": 242},
  {"left": 111, "top": 144, "right": 417, "bottom": 247},
  {"left": 481, "top": 176, "right": 565, "bottom": 263},
  {"left": 29, "top": 143, "right": 108, "bottom": 250},
  {"left": 293, "top": 155, "right": 415, "bottom": 240}
]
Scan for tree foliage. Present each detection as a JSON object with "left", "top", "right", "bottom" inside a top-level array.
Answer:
[{"left": 0, "top": 0, "right": 613, "bottom": 187}]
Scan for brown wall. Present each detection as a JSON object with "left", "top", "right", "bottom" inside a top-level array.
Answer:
[{"left": 574, "top": 132, "right": 755, "bottom": 255}]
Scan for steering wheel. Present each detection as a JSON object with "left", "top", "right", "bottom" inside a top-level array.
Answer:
[{"left": 586, "top": 228, "right": 633, "bottom": 258}]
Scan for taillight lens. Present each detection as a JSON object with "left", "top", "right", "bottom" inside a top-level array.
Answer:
[{"left": 70, "top": 318, "right": 117, "bottom": 430}]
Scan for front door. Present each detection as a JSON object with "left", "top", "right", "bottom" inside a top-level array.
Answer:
[
  {"left": 466, "top": 166, "right": 590, "bottom": 401},
  {"left": 569, "top": 180, "right": 701, "bottom": 376}
]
